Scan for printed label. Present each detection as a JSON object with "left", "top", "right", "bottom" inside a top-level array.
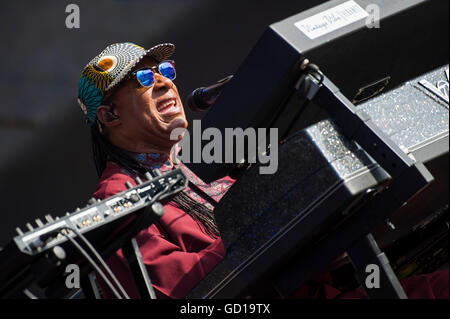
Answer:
[{"left": 294, "top": 0, "right": 369, "bottom": 40}]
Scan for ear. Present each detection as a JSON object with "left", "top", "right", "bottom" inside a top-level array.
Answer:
[{"left": 97, "top": 105, "right": 121, "bottom": 127}]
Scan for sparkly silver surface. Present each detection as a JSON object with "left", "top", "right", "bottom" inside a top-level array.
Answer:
[
  {"left": 358, "top": 66, "right": 449, "bottom": 153},
  {"left": 306, "top": 120, "right": 375, "bottom": 178}
]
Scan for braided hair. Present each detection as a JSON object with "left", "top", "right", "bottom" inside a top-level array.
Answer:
[{"left": 91, "top": 123, "right": 220, "bottom": 239}]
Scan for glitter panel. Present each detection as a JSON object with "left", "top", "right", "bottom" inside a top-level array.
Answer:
[{"left": 358, "top": 65, "right": 449, "bottom": 152}]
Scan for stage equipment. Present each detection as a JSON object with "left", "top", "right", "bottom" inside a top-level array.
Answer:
[
  {"left": 185, "top": 0, "right": 448, "bottom": 299},
  {"left": 184, "top": 0, "right": 448, "bottom": 183},
  {"left": 0, "top": 169, "right": 187, "bottom": 299}
]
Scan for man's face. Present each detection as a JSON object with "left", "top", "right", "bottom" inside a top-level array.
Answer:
[{"left": 107, "top": 56, "right": 187, "bottom": 151}]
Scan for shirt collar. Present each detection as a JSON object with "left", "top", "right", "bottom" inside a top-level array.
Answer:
[{"left": 124, "top": 150, "right": 174, "bottom": 173}]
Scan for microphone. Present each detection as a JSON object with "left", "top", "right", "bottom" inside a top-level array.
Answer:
[{"left": 186, "top": 75, "right": 233, "bottom": 112}]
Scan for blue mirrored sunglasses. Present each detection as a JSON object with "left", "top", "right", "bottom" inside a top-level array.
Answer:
[{"left": 132, "top": 60, "right": 176, "bottom": 88}]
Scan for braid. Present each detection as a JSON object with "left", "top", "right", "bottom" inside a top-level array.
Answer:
[
  {"left": 91, "top": 124, "right": 144, "bottom": 177},
  {"left": 91, "top": 123, "right": 220, "bottom": 238},
  {"left": 169, "top": 191, "right": 219, "bottom": 238}
]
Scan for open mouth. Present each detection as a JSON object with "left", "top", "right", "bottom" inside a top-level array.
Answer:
[{"left": 157, "top": 98, "right": 179, "bottom": 115}]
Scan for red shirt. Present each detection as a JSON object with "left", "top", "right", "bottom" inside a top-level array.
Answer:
[{"left": 93, "top": 156, "right": 234, "bottom": 299}]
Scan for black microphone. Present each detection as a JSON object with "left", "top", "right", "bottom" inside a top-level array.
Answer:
[{"left": 186, "top": 75, "right": 233, "bottom": 112}]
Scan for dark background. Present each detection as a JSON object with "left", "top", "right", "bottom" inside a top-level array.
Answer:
[{"left": 0, "top": 0, "right": 323, "bottom": 246}]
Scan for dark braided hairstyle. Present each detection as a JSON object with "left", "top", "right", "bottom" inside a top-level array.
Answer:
[{"left": 91, "top": 123, "right": 220, "bottom": 239}]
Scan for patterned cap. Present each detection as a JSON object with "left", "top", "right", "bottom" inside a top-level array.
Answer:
[{"left": 77, "top": 42, "right": 175, "bottom": 124}]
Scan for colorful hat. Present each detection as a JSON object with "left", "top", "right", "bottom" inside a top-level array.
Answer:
[{"left": 77, "top": 42, "right": 175, "bottom": 124}]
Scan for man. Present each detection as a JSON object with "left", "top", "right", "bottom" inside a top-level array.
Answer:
[
  {"left": 78, "top": 42, "right": 234, "bottom": 298},
  {"left": 78, "top": 42, "right": 448, "bottom": 299}
]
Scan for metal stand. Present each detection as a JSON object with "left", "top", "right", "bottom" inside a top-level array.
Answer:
[
  {"left": 122, "top": 237, "right": 157, "bottom": 299},
  {"left": 270, "top": 182, "right": 411, "bottom": 299},
  {"left": 347, "top": 233, "right": 407, "bottom": 299},
  {"left": 89, "top": 201, "right": 165, "bottom": 299}
]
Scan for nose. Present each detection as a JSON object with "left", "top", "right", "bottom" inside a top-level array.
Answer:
[{"left": 153, "top": 72, "right": 173, "bottom": 92}]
